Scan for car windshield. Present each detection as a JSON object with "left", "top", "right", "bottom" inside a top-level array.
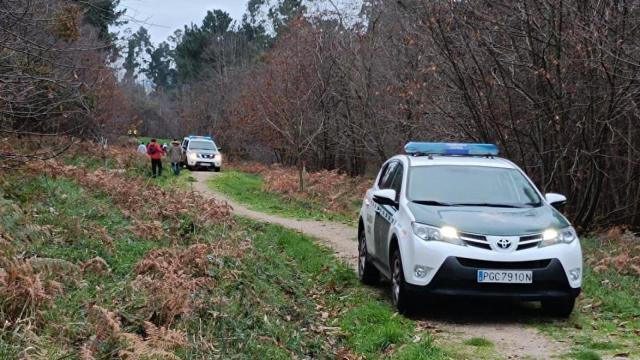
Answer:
[
  {"left": 407, "top": 165, "right": 542, "bottom": 208},
  {"left": 189, "top": 141, "right": 217, "bottom": 151}
]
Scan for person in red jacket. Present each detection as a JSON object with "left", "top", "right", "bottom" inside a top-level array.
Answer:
[{"left": 146, "top": 138, "right": 164, "bottom": 178}]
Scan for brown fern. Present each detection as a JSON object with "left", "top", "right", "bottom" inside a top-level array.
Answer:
[{"left": 0, "top": 257, "right": 56, "bottom": 322}]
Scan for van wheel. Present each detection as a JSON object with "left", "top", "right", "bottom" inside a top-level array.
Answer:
[
  {"left": 542, "top": 298, "right": 575, "bottom": 318},
  {"left": 358, "top": 229, "right": 379, "bottom": 285},
  {"left": 391, "top": 249, "right": 414, "bottom": 314}
]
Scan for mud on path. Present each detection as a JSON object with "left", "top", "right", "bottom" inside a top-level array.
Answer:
[{"left": 191, "top": 171, "right": 570, "bottom": 360}]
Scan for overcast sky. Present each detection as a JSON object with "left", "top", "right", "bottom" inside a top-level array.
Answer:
[{"left": 117, "top": 0, "right": 250, "bottom": 44}]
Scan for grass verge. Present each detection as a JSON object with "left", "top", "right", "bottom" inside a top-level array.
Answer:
[
  {"left": 0, "top": 168, "right": 448, "bottom": 358},
  {"left": 1, "top": 175, "right": 164, "bottom": 357},
  {"left": 209, "top": 170, "right": 356, "bottom": 225},
  {"left": 231, "top": 217, "right": 449, "bottom": 359},
  {"left": 537, "top": 237, "right": 640, "bottom": 359},
  {"left": 463, "top": 337, "right": 493, "bottom": 347}
]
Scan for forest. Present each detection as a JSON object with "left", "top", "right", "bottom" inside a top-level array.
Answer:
[
  {"left": 1, "top": 1, "right": 640, "bottom": 358},
  {"left": 2, "top": 0, "right": 640, "bottom": 228}
]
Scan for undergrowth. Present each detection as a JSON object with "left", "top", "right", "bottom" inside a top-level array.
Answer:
[
  {"left": 232, "top": 162, "right": 370, "bottom": 218},
  {"left": 538, "top": 232, "right": 640, "bottom": 359},
  {"left": 228, "top": 218, "right": 449, "bottom": 359},
  {"left": 0, "top": 153, "right": 447, "bottom": 358},
  {"left": 210, "top": 170, "right": 358, "bottom": 225}
]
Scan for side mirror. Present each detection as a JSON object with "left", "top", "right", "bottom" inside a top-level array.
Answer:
[
  {"left": 373, "top": 189, "right": 398, "bottom": 207},
  {"left": 546, "top": 193, "right": 567, "bottom": 210}
]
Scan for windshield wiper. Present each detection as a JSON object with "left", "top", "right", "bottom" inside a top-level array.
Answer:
[
  {"left": 412, "top": 200, "right": 453, "bottom": 206},
  {"left": 449, "top": 203, "right": 524, "bottom": 208},
  {"left": 525, "top": 202, "right": 543, "bottom": 207}
]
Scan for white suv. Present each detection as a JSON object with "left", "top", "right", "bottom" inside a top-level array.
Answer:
[
  {"left": 358, "top": 143, "right": 582, "bottom": 317},
  {"left": 181, "top": 136, "right": 222, "bottom": 172}
]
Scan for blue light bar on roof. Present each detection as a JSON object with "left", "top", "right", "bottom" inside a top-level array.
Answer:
[
  {"left": 405, "top": 142, "right": 499, "bottom": 156},
  {"left": 188, "top": 135, "right": 213, "bottom": 141}
]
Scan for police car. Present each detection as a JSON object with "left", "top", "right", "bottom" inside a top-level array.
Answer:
[
  {"left": 358, "top": 143, "right": 582, "bottom": 317},
  {"left": 181, "top": 135, "right": 222, "bottom": 172}
]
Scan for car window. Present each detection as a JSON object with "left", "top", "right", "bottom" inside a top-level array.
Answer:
[
  {"left": 377, "top": 163, "right": 390, "bottom": 188},
  {"left": 407, "top": 165, "right": 542, "bottom": 207},
  {"left": 378, "top": 161, "right": 398, "bottom": 189},
  {"left": 189, "top": 141, "right": 217, "bottom": 151},
  {"left": 182, "top": 139, "right": 189, "bottom": 149},
  {"left": 389, "top": 163, "right": 404, "bottom": 198}
]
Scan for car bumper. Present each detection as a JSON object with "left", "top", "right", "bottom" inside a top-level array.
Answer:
[
  {"left": 404, "top": 236, "right": 582, "bottom": 290},
  {"left": 187, "top": 159, "right": 221, "bottom": 167},
  {"left": 406, "top": 256, "right": 581, "bottom": 300}
]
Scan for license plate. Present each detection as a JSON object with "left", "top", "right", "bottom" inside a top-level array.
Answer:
[
  {"left": 477, "top": 270, "right": 532, "bottom": 284},
  {"left": 200, "top": 163, "right": 211, "bottom": 167}
]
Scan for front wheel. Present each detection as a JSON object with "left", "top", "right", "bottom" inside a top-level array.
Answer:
[
  {"left": 213, "top": 166, "right": 221, "bottom": 172},
  {"left": 542, "top": 297, "right": 575, "bottom": 318},
  {"left": 391, "top": 249, "right": 414, "bottom": 314},
  {"left": 358, "top": 229, "right": 379, "bottom": 285}
]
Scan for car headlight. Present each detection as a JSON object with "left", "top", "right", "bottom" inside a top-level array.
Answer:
[
  {"left": 540, "top": 227, "right": 577, "bottom": 247},
  {"left": 214, "top": 154, "right": 222, "bottom": 161},
  {"left": 188, "top": 153, "right": 197, "bottom": 161},
  {"left": 412, "top": 223, "right": 463, "bottom": 245}
]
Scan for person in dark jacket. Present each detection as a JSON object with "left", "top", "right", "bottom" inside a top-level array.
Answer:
[
  {"left": 146, "top": 138, "right": 164, "bottom": 178},
  {"left": 167, "top": 139, "right": 183, "bottom": 175}
]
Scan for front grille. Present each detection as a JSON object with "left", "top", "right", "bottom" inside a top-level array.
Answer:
[
  {"left": 517, "top": 234, "right": 543, "bottom": 250},
  {"left": 460, "top": 232, "right": 544, "bottom": 251},
  {"left": 460, "top": 232, "right": 491, "bottom": 250},
  {"left": 456, "top": 257, "right": 551, "bottom": 270}
]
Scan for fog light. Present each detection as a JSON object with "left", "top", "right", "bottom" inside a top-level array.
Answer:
[
  {"left": 414, "top": 266, "right": 430, "bottom": 278},
  {"left": 569, "top": 267, "right": 581, "bottom": 281}
]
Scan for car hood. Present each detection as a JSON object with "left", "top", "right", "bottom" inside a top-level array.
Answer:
[{"left": 408, "top": 202, "right": 570, "bottom": 236}]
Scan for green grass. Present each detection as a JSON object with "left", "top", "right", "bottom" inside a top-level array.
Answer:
[
  {"left": 152, "top": 168, "right": 196, "bottom": 190},
  {"left": 120, "top": 151, "right": 197, "bottom": 190},
  {"left": 12, "top": 154, "right": 640, "bottom": 359},
  {"left": 537, "top": 237, "right": 640, "bottom": 359},
  {"left": 228, "top": 218, "right": 450, "bottom": 359},
  {"left": 586, "top": 341, "right": 620, "bottom": 351},
  {"left": 0, "top": 175, "right": 162, "bottom": 358},
  {"left": 209, "top": 171, "right": 355, "bottom": 225},
  {"left": 393, "top": 338, "right": 450, "bottom": 360},
  {"left": 463, "top": 337, "right": 493, "bottom": 347},
  {"left": 64, "top": 148, "right": 196, "bottom": 190},
  {"left": 136, "top": 136, "right": 173, "bottom": 145},
  {"left": 0, "top": 171, "right": 448, "bottom": 358},
  {"left": 64, "top": 154, "right": 119, "bottom": 170},
  {"left": 570, "top": 349, "right": 602, "bottom": 360},
  {"left": 340, "top": 302, "right": 412, "bottom": 354}
]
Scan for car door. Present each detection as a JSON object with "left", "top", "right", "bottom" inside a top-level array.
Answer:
[
  {"left": 372, "top": 161, "right": 401, "bottom": 262},
  {"left": 181, "top": 139, "right": 189, "bottom": 162},
  {"left": 363, "top": 189, "right": 375, "bottom": 244},
  {"left": 365, "top": 162, "right": 391, "bottom": 248},
  {"left": 379, "top": 163, "right": 404, "bottom": 269}
]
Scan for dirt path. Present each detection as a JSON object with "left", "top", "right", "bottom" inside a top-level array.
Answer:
[
  {"left": 191, "top": 171, "right": 358, "bottom": 266},
  {"left": 192, "top": 171, "right": 570, "bottom": 360}
]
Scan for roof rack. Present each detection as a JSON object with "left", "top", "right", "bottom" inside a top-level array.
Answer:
[{"left": 404, "top": 142, "right": 499, "bottom": 158}]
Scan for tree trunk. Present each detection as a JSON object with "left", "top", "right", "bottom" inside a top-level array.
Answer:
[{"left": 298, "top": 159, "right": 305, "bottom": 192}]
